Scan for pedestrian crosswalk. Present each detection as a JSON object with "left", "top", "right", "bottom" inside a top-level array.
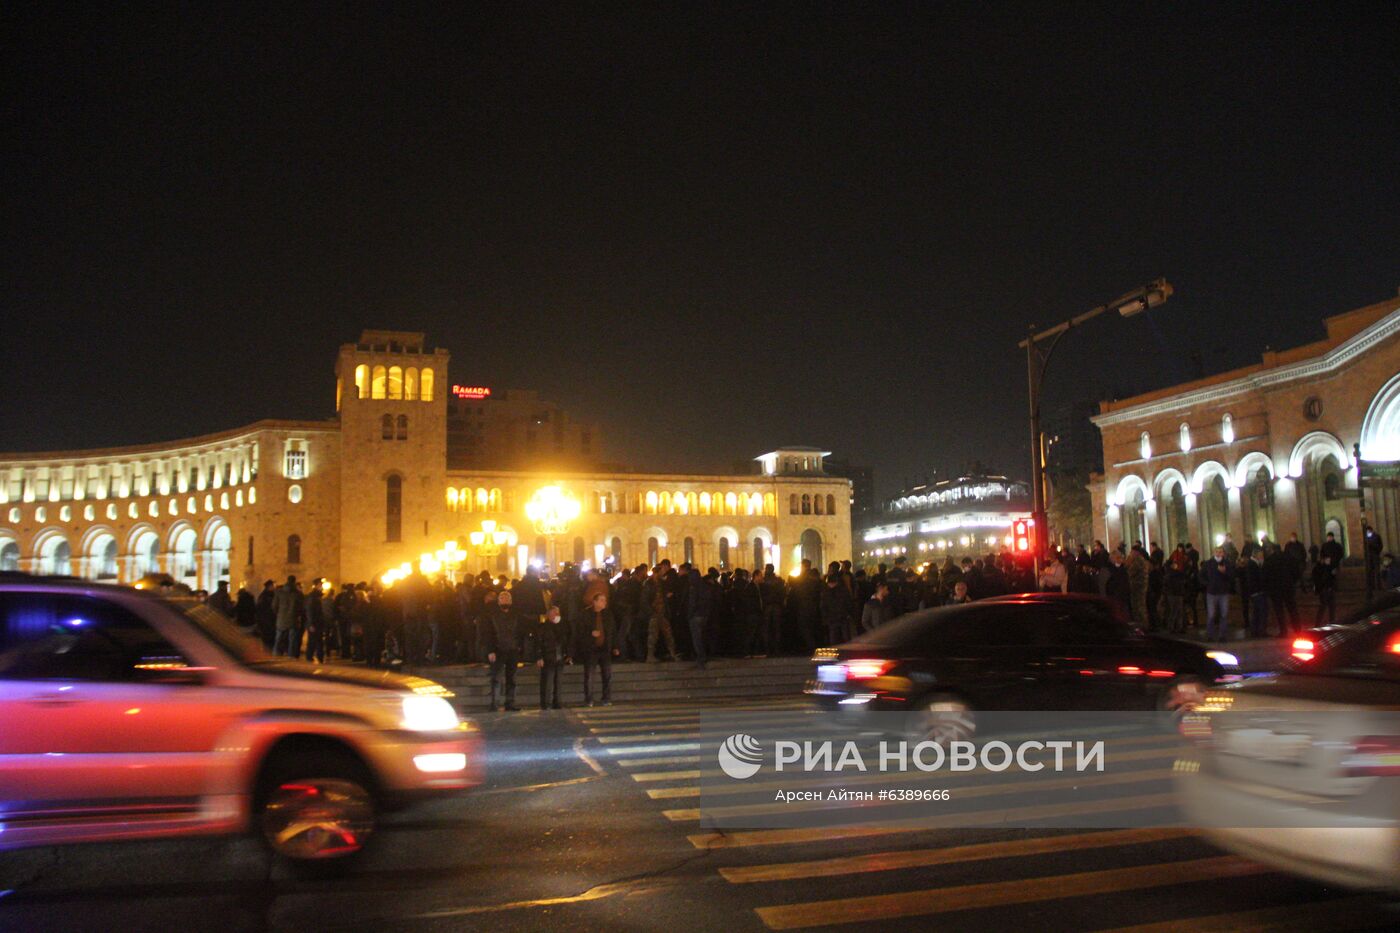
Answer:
[{"left": 575, "top": 700, "right": 1388, "bottom": 931}]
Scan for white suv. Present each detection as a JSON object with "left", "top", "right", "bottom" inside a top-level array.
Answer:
[{"left": 0, "top": 576, "right": 482, "bottom": 870}]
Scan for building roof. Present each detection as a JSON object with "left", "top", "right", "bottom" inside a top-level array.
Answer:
[
  {"left": 0, "top": 419, "right": 338, "bottom": 463},
  {"left": 1092, "top": 292, "right": 1400, "bottom": 428}
]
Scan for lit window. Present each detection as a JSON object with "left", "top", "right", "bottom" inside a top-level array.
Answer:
[
  {"left": 1140, "top": 432, "right": 1152, "bottom": 459},
  {"left": 354, "top": 364, "right": 368, "bottom": 399},
  {"left": 1179, "top": 423, "right": 1192, "bottom": 452},
  {"left": 1221, "top": 413, "right": 1235, "bottom": 444},
  {"left": 420, "top": 367, "right": 434, "bottom": 402},
  {"left": 288, "top": 484, "right": 303, "bottom": 504},
  {"left": 285, "top": 448, "right": 307, "bottom": 479}
]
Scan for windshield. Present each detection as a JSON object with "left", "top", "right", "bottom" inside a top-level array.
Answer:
[
  {"left": 1290, "top": 609, "right": 1400, "bottom": 682},
  {"left": 172, "top": 599, "right": 274, "bottom": 666}
]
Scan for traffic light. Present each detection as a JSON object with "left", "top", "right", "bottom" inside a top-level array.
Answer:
[{"left": 1013, "top": 519, "right": 1032, "bottom": 554}]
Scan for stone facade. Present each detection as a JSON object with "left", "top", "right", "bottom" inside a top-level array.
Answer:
[
  {"left": 1090, "top": 292, "right": 1400, "bottom": 559},
  {"left": 0, "top": 331, "right": 852, "bottom": 588}
]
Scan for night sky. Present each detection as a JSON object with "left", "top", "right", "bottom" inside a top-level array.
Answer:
[{"left": 4, "top": 3, "right": 1398, "bottom": 496}]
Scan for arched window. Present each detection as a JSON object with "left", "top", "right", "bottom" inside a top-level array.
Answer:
[
  {"left": 753, "top": 537, "right": 765, "bottom": 570},
  {"left": 286, "top": 534, "right": 301, "bottom": 565},
  {"left": 800, "top": 529, "right": 823, "bottom": 569},
  {"left": 610, "top": 536, "right": 622, "bottom": 561},
  {"left": 801, "top": 494, "right": 811, "bottom": 515},
  {"left": 420, "top": 368, "right": 434, "bottom": 402},
  {"left": 396, "top": 414, "right": 408, "bottom": 440},
  {"left": 687, "top": 492, "right": 698, "bottom": 516},
  {"left": 247, "top": 536, "right": 254, "bottom": 567},
  {"left": 573, "top": 536, "right": 585, "bottom": 563},
  {"left": 1221, "top": 413, "right": 1235, "bottom": 444},
  {"left": 1179, "top": 423, "right": 1192, "bottom": 452},
  {"left": 1140, "top": 431, "right": 1152, "bottom": 459},
  {"left": 764, "top": 493, "right": 776, "bottom": 516},
  {"left": 683, "top": 536, "right": 695, "bottom": 565},
  {"left": 386, "top": 475, "right": 402, "bottom": 542},
  {"left": 371, "top": 365, "right": 387, "bottom": 399},
  {"left": 0, "top": 540, "right": 18, "bottom": 572},
  {"left": 718, "top": 537, "right": 730, "bottom": 569},
  {"left": 488, "top": 488, "right": 502, "bottom": 511},
  {"left": 647, "top": 536, "right": 660, "bottom": 566},
  {"left": 789, "top": 493, "right": 799, "bottom": 514},
  {"left": 645, "top": 491, "right": 658, "bottom": 515},
  {"left": 725, "top": 492, "right": 738, "bottom": 515},
  {"left": 404, "top": 367, "right": 419, "bottom": 401},
  {"left": 699, "top": 492, "right": 711, "bottom": 515},
  {"left": 387, "top": 366, "right": 404, "bottom": 400},
  {"left": 381, "top": 414, "right": 393, "bottom": 439},
  {"left": 659, "top": 491, "right": 672, "bottom": 515},
  {"left": 826, "top": 494, "right": 836, "bottom": 515},
  {"left": 354, "top": 364, "right": 368, "bottom": 399},
  {"left": 813, "top": 495, "right": 824, "bottom": 515},
  {"left": 476, "top": 488, "right": 489, "bottom": 511},
  {"left": 447, "top": 487, "right": 459, "bottom": 511},
  {"left": 460, "top": 487, "right": 473, "bottom": 513}
]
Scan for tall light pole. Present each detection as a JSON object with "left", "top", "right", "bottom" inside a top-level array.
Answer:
[
  {"left": 468, "top": 520, "right": 511, "bottom": 575},
  {"left": 1020, "top": 279, "right": 1173, "bottom": 574}
]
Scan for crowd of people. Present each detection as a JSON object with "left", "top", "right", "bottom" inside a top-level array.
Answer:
[
  {"left": 1038, "top": 522, "right": 1398, "bottom": 643},
  {"left": 187, "top": 522, "right": 1400, "bottom": 710}
]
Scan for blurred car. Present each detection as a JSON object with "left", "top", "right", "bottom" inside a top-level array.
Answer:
[
  {"left": 1175, "top": 606, "right": 1400, "bottom": 890},
  {"left": 0, "top": 574, "right": 482, "bottom": 871},
  {"left": 1289, "top": 588, "right": 1400, "bottom": 662},
  {"left": 805, "top": 592, "right": 1239, "bottom": 741}
]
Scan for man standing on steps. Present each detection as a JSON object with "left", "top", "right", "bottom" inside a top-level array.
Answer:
[
  {"left": 643, "top": 562, "right": 678, "bottom": 663},
  {"left": 536, "top": 605, "right": 568, "bottom": 711},
  {"left": 685, "top": 565, "right": 715, "bottom": 670},
  {"left": 483, "top": 590, "right": 525, "bottom": 711},
  {"left": 576, "top": 591, "right": 617, "bottom": 706},
  {"left": 757, "top": 564, "right": 787, "bottom": 657}
]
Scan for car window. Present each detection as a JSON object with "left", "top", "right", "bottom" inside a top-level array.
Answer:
[
  {"left": 916, "top": 607, "right": 1041, "bottom": 651},
  {"left": 0, "top": 593, "right": 188, "bottom": 682},
  {"left": 1040, "top": 606, "right": 1130, "bottom": 646}
]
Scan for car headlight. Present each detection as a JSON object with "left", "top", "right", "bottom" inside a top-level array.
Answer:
[
  {"left": 401, "top": 694, "right": 459, "bottom": 731},
  {"left": 1205, "top": 650, "right": 1239, "bottom": 668}
]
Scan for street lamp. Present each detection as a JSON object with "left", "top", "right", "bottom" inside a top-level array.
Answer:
[
  {"left": 525, "top": 485, "right": 581, "bottom": 572},
  {"left": 469, "top": 519, "right": 511, "bottom": 574},
  {"left": 436, "top": 539, "right": 465, "bottom": 582},
  {"left": 1020, "top": 279, "right": 1173, "bottom": 571}
]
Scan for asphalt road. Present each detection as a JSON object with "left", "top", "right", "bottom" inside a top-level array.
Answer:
[{"left": 3, "top": 698, "right": 1397, "bottom": 932}]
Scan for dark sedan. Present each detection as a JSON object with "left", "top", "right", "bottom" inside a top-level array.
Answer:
[{"left": 806, "top": 593, "right": 1240, "bottom": 740}]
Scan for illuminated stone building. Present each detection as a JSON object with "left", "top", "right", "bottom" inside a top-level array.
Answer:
[
  {"left": 1090, "top": 292, "right": 1400, "bottom": 556},
  {"left": 856, "top": 473, "right": 1032, "bottom": 566},
  {"left": 0, "top": 331, "right": 851, "bottom": 588}
]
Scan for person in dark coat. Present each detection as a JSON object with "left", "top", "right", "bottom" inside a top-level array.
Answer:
[
  {"left": 757, "top": 565, "right": 787, "bottom": 656},
  {"left": 861, "top": 582, "right": 893, "bottom": 631},
  {"left": 1312, "top": 545, "right": 1339, "bottom": 626},
  {"left": 234, "top": 585, "right": 257, "bottom": 634},
  {"left": 685, "top": 566, "right": 716, "bottom": 669},
  {"left": 819, "top": 573, "right": 856, "bottom": 645},
  {"left": 483, "top": 590, "right": 525, "bottom": 711},
  {"left": 303, "top": 579, "right": 326, "bottom": 663},
  {"left": 728, "top": 568, "right": 763, "bottom": 657},
  {"left": 1243, "top": 551, "right": 1268, "bottom": 639},
  {"left": 1105, "top": 552, "right": 1132, "bottom": 617},
  {"left": 535, "top": 606, "right": 569, "bottom": 710},
  {"left": 255, "top": 580, "right": 277, "bottom": 649},
  {"left": 576, "top": 592, "right": 617, "bottom": 705},
  {"left": 1199, "top": 546, "right": 1235, "bottom": 643},
  {"left": 1262, "top": 544, "right": 1300, "bottom": 636}
]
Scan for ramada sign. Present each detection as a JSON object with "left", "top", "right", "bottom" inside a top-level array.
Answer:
[{"left": 452, "top": 385, "right": 492, "bottom": 399}]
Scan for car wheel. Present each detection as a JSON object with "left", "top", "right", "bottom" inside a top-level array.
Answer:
[
  {"left": 905, "top": 694, "right": 975, "bottom": 745},
  {"left": 256, "top": 750, "right": 376, "bottom": 875}
]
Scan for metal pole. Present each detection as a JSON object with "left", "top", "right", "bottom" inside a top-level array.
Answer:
[{"left": 1026, "top": 330, "right": 1045, "bottom": 579}]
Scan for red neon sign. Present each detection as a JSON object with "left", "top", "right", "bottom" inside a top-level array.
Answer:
[{"left": 452, "top": 385, "right": 492, "bottom": 399}]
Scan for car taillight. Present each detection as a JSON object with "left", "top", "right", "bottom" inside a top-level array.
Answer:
[
  {"left": 844, "top": 659, "right": 896, "bottom": 680},
  {"left": 1291, "top": 638, "right": 1315, "bottom": 662},
  {"left": 1344, "top": 737, "right": 1400, "bottom": 776}
]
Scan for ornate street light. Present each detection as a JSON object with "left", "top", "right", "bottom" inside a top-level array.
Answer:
[
  {"left": 525, "top": 485, "right": 581, "bottom": 571},
  {"left": 469, "top": 520, "right": 510, "bottom": 557},
  {"left": 436, "top": 539, "right": 466, "bottom": 582}
]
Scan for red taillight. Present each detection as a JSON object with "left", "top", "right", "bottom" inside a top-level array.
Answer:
[
  {"left": 844, "top": 659, "right": 896, "bottom": 680},
  {"left": 1344, "top": 737, "right": 1400, "bottom": 776},
  {"left": 1291, "top": 638, "right": 1315, "bottom": 662},
  {"left": 1118, "top": 665, "right": 1142, "bottom": 675},
  {"left": 1388, "top": 637, "right": 1400, "bottom": 655}
]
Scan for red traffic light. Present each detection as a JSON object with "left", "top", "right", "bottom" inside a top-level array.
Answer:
[{"left": 1013, "top": 519, "right": 1031, "bottom": 553}]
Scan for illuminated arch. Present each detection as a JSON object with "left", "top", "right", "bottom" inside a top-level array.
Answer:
[
  {"left": 1288, "top": 431, "right": 1348, "bottom": 478},
  {"left": 354, "top": 364, "right": 368, "bottom": 399},
  {"left": 725, "top": 492, "right": 738, "bottom": 515},
  {"left": 1233, "top": 451, "right": 1275, "bottom": 489},
  {"left": 1152, "top": 467, "right": 1189, "bottom": 498},
  {"left": 1113, "top": 473, "right": 1151, "bottom": 506},
  {"left": 447, "top": 487, "right": 459, "bottom": 510},
  {"left": 712, "top": 525, "right": 739, "bottom": 551},
  {"left": 404, "top": 366, "right": 419, "bottom": 401},
  {"left": 476, "top": 487, "right": 489, "bottom": 510},
  {"left": 33, "top": 528, "right": 72, "bottom": 575},
  {"left": 763, "top": 493, "right": 776, "bottom": 516},
  {"left": 371, "top": 365, "right": 386, "bottom": 399},
  {"left": 1360, "top": 373, "right": 1400, "bottom": 461},
  {"left": 658, "top": 491, "right": 672, "bottom": 515},
  {"left": 387, "top": 365, "right": 403, "bottom": 399},
  {"left": 420, "top": 367, "right": 434, "bottom": 402},
  {"left": 1188, "top": 461, "right": 1230, "bottom": 495},
  {"left": 642, "top": 526, "right": 669, "bottom": 548},
  {"left": 645, "top": 490, "right": 659, "bottom": 515}
]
